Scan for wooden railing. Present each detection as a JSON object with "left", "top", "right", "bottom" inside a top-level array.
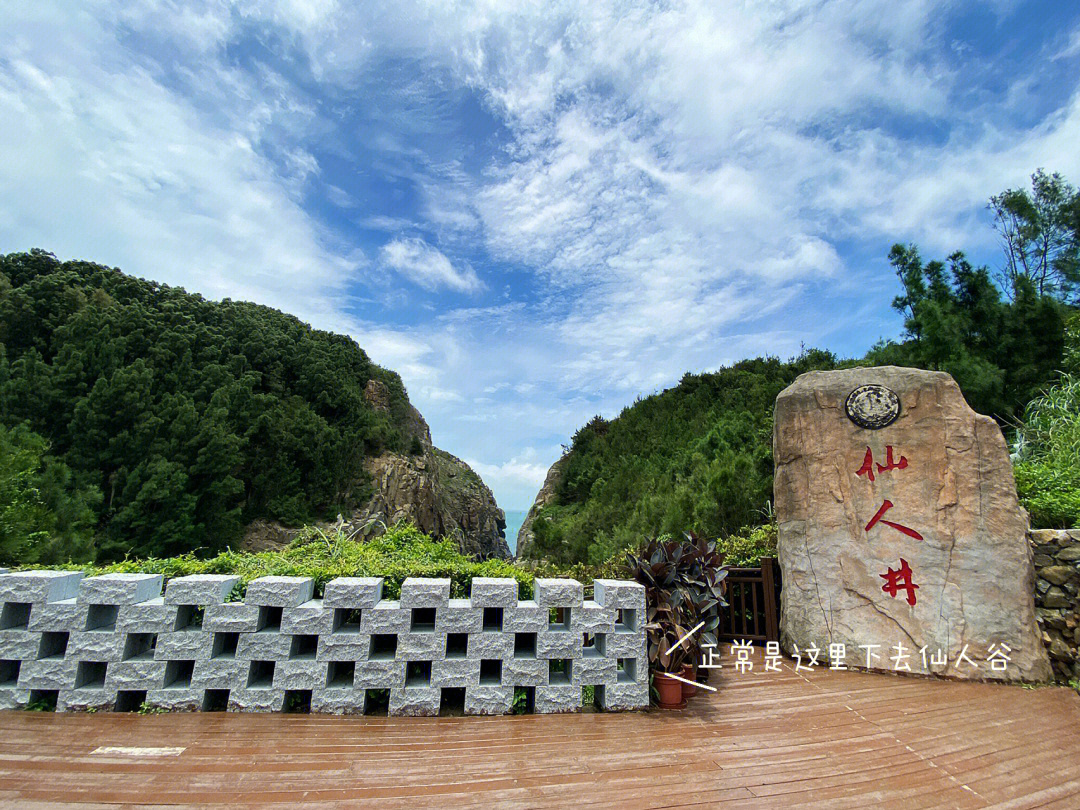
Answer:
[{"left": 720, "top": 557, "right": 780, "bottom": 643}]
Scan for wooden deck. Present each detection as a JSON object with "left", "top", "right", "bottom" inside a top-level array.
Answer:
[{"left": 1, "top": 649, "right": 1078, "bottom": 809}]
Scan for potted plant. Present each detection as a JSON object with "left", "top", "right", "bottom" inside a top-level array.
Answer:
[
  {"left": 628, "top": 532, "right": 729, "bottom": 702},
  {"left": 645, "top": 593, "right": 692, "bottom": 709}
]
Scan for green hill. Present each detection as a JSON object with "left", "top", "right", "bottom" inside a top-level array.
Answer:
[{"left": 0, "top": 249, "right": 424, "bottom": 562}]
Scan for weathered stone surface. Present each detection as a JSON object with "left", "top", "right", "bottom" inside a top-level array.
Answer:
[
  {"left": 1041, "top": 566, "right": 1077, "bottom": 586},
  {"left": 244, "top": 577, "right": 314, "bottom": 607},
  {"left": 775, "top": 366, "right": 1052, "bottom": 682},
  {"left": 77, "top": 574, "right": 162, "bottom": 605},
  {"left": 164, "top": 575, "right": 239, "bottom": 605},
  {"left": 400, "top": 578, "right": 450, "bottom": 608},
  {"left": 469, "top": 578, "right": 519, "bottom": 608},
  {"left": 0, "top": 571, "right": 82, "bottom": 604},
  {"left": 322, "top": 577, "right": 383, "bottom": 609},
  {"left": 534, "top": 579, "right": 584, "bottom": 608},
  {"left": 240, "top": 410, "right": 510, "bottom": 561}
]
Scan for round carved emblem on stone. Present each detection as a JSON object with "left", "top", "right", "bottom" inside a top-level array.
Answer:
[{"left": 845, "top": 384, "right": 900, "bottom": 429}]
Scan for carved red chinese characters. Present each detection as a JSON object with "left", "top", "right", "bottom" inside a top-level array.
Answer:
[{"left": 854, "top": 445, "right": 922, "bottom": 604}]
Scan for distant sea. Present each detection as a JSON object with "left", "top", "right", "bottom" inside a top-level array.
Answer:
[{"left": 503, "top": 509, "right": 528, "bottom": 555}]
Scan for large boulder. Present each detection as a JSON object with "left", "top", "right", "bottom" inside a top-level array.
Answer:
[{"left": 774, "top": 366, "right": 1051, "bottom": 682}]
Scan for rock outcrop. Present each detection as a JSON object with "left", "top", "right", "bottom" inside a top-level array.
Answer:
[
  {"left": 241, "top": 381, "right": 509, "bottom": 559},
  {"left": 774, "top": 366, "right": 1052, "bottom": 682},
  {"left": 515, "top": 454, "right": 569, "bottom": 558},
  {"left": 1030, "top": 529, "right": 1080, "bottom": 682}
]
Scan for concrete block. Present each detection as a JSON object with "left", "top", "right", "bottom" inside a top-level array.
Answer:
[
  {"left": 573, "top": 656, "right": 616, "bottom": 687},
  {"left": 19, "top": 658, "right": 77, "bottom": 690},
  {"left": 0, "top": 630, "right": 41, "bottom": 660},
  {"left": 107, "top": 660, "right": 167, "bottom": 690},
  {"left": 312, "top": 688, "right": 366, "bottom": 714},
  {"left": 154, "top": 632, "right": 213, "bottom": 661},
  {"left": 535, "top": 685, "right": 580, "bottom": 714},
  {"left": 28, "top": 599, "right": 80, "bottom": 632},
  {"left": 360, "top": 601, "right": 410, "bottom": 634},
  {"left": 204, "top": 602, "right": 259, "bottom": 632},
  {"left": 228, "top": 688, "right": 285, "bottom": 713},
  {"left": 537, "top": 630, "right": 582, "bottom": 660},
  {"left": 192, "top": 659, "right": 246, "bottom": 690},
  {"left": 244, "top": 576, "right": 314, "bottom": 607},
  {"left": 77, "top": 574, "right": 162, "bottom": 605},
  {"left": 68, "top": 631, "right": 125, "bottom": 662},
  {"left": 398, "top": 631, "right": 446, "bottom": 661},
  {"left": 117, "top": 599, "right": 178, "bottom": 633},
  {"left": 593, "top": 579, "right": 646, "bottom": 610},
  {"left": 323, "top": 577, "right": 383, "bottom": 608},
  {"left": 465, "top": 686, "right": 513, "bottom": 715},
  {"left": 274, "top": 660, "right": 324, "bottom": 690},
  {"left": 400, "top": 578, "right": 451, "bottom": 608},
  {"left": 436, "top": 600, "right": 482, "bottom": 633},
  {"left": 470, "top": 578, "right": 518, "bottom": 608},
  {"left": 389, "top": 686, "right": 440, "bottom": 716},
  {"left": 431, "top": 658, "right": 480, "bottom": 688},
  {"left": 355, "top": 660, "right": 405, "bottom": 688},
  {"left": 468, "top": 632, "right": 513, "bottom": 660},
  {"left": 0, "top": 688, "right": 26, "bottom": 710},
  {"left": 318, "top": 633, "right": 371, "bottom": 662},
  {"left": 236, "top": 631, "right": 292, "bottom": 661},
  {"left": 606, "top": 632, "right": 647, "bottom": 658},
  {"left": 164, "top": 575, "right": 240, "bottom": 605},
  {"left": 572, "top": 601, "right": 616, "bottom": 632},
  {"left": 0, "top": 570, "right": 83, "bottom": 603},
  {"left": 534, "top": 579, "right": 583, "bottom": 608},
  {"left": 504, "top": 601, "right": 546, "bottom": 632},
  {"left": 59, "top": 688, "right": 115, "bottom": 712},
  {"left": 503, "top": 658, "right": 547, "bottom": 687},
  {"left": 281, "top": 600, "right": 330, "bottom": 635},
  {"left": 146, "top": 688, "right": 203, "bottom": 711},
  {"left": 600, "top": 682, "right": 649, "bottom": 710}
]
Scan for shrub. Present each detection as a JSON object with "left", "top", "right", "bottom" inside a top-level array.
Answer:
[
  {"left": 1014, "top": 316, "right": 1080, "bottom": 529},
  {"left": 716, "top": 524, "right": 778, "bottom": 567},
  {"left": 26, "top": 521, "right": 536, "bottom": 599}
]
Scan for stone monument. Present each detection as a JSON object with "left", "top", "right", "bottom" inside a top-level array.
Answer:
[{"left": 774, "top": 366, "right": 1052, "bottom": 681}]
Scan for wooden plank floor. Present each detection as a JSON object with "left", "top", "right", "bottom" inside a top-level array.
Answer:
[{"left": 0, "top": 648, "right": 1078, "bottom": 809}]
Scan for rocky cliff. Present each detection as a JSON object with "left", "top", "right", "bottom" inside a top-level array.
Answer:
[
  {"left": 515, "top": 454, "right": 569, "bottom": 558},
  {"left": 243, "top": 381, "right": 509, "bottom": 559}
]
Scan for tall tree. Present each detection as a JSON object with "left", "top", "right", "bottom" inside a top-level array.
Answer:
[{"left": 989, "top": 169, "right": 1080, "bottom": 305}]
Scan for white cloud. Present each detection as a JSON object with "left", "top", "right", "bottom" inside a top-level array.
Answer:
[
  {"left": 0, "top": 3, "right": 356, "bottom": 330},
  {"left": 4, "top": 0, "right": 1078, "bottom": 512},
  {"left": 379, "top": 237, "right": 484, "bottom": 293}
]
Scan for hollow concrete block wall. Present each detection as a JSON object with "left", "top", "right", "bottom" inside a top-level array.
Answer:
[{"left": 0, "top": 572, "right": 649, "bottom": 716}]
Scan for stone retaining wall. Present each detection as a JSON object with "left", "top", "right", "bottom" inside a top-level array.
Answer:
[
  {"left": 0, "top": 571, "right": 648, "bottom": 715},
  {"left": 1031, "top": 530, "right": 1080, "bottom": 682}
]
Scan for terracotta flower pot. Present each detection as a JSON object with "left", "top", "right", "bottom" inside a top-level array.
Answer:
[
  {"left": 681, "top": 663, "right": 697, "bottom": 699},
  {"left": 654, "top": 672, "right": 686, "bottom": 709}
]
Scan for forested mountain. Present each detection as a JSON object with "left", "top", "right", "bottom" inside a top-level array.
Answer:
[
  {"left": 0, "top": 249, "right": 507, "bottom": 563},
  {"left": 520, "top": 171, "right": 1079, "bottom": 565}
]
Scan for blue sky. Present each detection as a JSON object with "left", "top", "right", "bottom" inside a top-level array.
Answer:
[{"left": 2, "top": 1, "right": 1080, "bottom": 511}]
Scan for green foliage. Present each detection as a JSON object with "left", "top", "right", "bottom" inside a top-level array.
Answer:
[
  {"left": 34, "top": 521, "right": 534, "bottom": 599},
  {"left": 716, "top": 524, "right": 777, "bottom": 567},
  {"left": 1014, "top": 316, "right": 1080, "bottom": 528},
  {"left": 0, "top": 423, "right": 99, "bottom": 565},
  {"left": 869, "top": 244, "right": 1067, "bottom": 421},
  {"left": 989, "top": 169, "right": 1080, "bottom": 305},
  {"left": 522, "top": 351, "right": 836, "bottom": 565},
  {"left": 628, "top": 533, "right": 728, "bottom": 661},
  {"left": 136, "top": 702, "right": 167, "bottom": 715},
  {"left": 0, "top": 249, "right": 418, "bottom": 561},
  {"left": 511, "top": 686, "right": 529, "bottom": 714}
]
